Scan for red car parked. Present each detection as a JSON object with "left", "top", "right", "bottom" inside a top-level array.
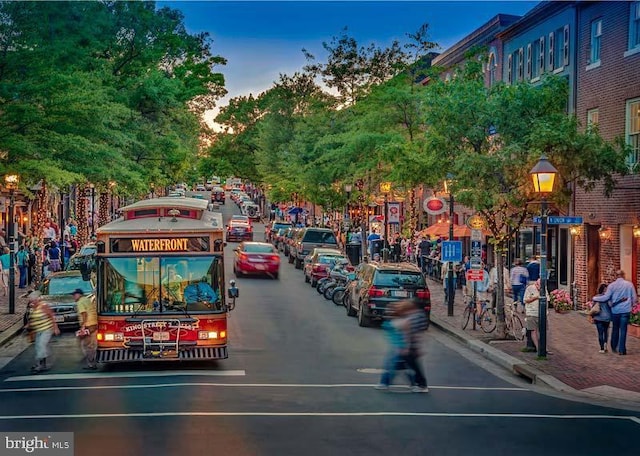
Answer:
[{"left": 233, "top": 242, "right": 280, "bottom": 279}]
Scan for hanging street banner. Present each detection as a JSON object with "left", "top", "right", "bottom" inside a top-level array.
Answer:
[
  {"left": 387, "top": 202, "right": 401, "bottom": 224},
  {"left": 423, "top": 196, "right": 447, "bottom": 215}
]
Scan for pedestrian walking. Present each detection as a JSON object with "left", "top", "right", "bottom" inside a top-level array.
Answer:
[
  {"left": 588, "top": 283, "right": 612, "bottom": 353},
  {"left": 441, "top": 261, "right": 458, "bottom": 304},
  {"left": 591, "top": 270, "right": 637, "bottom": 355},
  {"left": 24, "top": 291, "right": 60, "bottom": 373},
  {"left": 523, "top": 279, "right": 544, "bottom": 352},
  {"left": 404, "top": 300, "right": 429, "bottom": 392},
  {"left": 510, "top": 259, "right": 529, "bottom": 311},
  {"left": 15, "top": 245, "right": 29, "bottom": 289},
  {"left": 0, "top": 246, "right": 10, "bottom": 296},
  {"left": 72, "top": 288, "right": 98, "bottom": 369},
  {"left": 376, "top": 301, "right": 411, "bottom": 390},
  {"left": 47, "top": 241, "right": 62, "bottom": 273}
]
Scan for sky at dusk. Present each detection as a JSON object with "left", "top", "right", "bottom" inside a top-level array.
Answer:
[{"left": 160, "top": 1, "right": 541, "bottom": 121}]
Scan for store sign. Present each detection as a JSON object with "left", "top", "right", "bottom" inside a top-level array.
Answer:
[
  {"left": 466, "top": 214, "right": 486, "bottom": 230},
  {"left": 110, "top": 237, "right": 210, "bottom": 253},
  {"left": 423, "top": 197, "right": 446, "bottom": 215}
]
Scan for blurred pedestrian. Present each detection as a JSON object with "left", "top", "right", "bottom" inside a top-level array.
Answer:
[
  {"left": 405, "top": 299, "right": 429, "bottom": 392},
  {"left": 376, "top": 301, "right": 411, "bottom": 390},
  {"left": 73, "top": 288, "right": 98, "bottom": 369},
  {"left": 15, "top": 245, "right": 29, "bottom": 289},
  {"left": 0, "top": 246, "right": 10, "bottom": 296},
  {"left": 24, "top": 291, "right": 60, "bottom": 373},
  {"left": 510, "top": 259, "right": 529, "bottom": 311},
  {"left": 47, "top": 241, "right": 62, "bottom": 273}
]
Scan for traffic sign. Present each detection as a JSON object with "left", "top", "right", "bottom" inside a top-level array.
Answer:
[
  {"left": 470, "top": 228, "right": 483, "bottom": 241},
  {"left": 532, "top": 216, "right": 583, "bottom": 225},
  {"left": 466, "top": 269, "right": 485, "bottom": 282},
  {"left": 441, "top": 241, "right": 463, "bottom": 263},
  {"left": 470, "top": 239, "right": 482, "bottom": 270}
]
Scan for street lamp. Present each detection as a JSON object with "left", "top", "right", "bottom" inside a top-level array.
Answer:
[
  {"left": 5, "top": 174, "right": 19, "bottom": 314},
  {"left": 344, "top": 183, "right": 352, "bottom": 223},
  {"left": 380, "top": 182, "right": 392, "bottom": 262},
  {"left": 444, "top": 176, "right": 455, "bottom": 317},
  {"left": 530, "top": 154, "right": 558, "bottom": 358}
]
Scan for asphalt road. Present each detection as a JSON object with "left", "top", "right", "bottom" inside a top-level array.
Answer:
[{"left": 0, "top": 201, "right": 638, "bottom": 456}]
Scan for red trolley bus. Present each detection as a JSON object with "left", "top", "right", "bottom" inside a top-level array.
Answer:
[{"left": 93, "top": 197, "right": 237, "bottom": 363}]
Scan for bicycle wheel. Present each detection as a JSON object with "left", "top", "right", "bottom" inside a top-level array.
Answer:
[
  {"left": 480, "top": 308, "right": 497, "bottom": 333},
  {"left": 461, "top": 306, "right": 472, "bottom": 330},
  {"left": 510, "top": 314, "right": 525, "bottom": 341}
]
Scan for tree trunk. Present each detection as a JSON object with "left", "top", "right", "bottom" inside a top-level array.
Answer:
[
  {"left": 495, "top": 245, "right": 507, "bottom": 339},
  {"left": 76, "top": 190, "right": 89, "bottom": 246},
  {"left": 98, "top": 192, "right": 110, "bottom": 227}
]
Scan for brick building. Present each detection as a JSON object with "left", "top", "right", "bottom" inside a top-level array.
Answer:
[{"left": 574, "top": 0, "right": 640, "bottom": 302}]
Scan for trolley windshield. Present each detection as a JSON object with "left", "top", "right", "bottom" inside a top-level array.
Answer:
[{"left": 101, "top": 255, "right": 224, "bottom": 313}]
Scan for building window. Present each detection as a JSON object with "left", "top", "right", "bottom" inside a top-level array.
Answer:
[
  {"left": 538, "top": 36, "right": 545, "bottom": 75},
  {"left": 587, "top": 108, "right": 599, "bottom": 129},
  {"left": 507, "top": 54, "right": 513, "bottom": 84},
  {"left": 488, "top": 52, "right": 496, "bottom": 86},
  {"left": 548, "top": 32, "right": 555, "bottom": 71},
  {"left": 627, "top": 98, "right": 640, "bottom": 167},
  {"left": 517, "top": 47, "right": 524, "bottom": 80},
  {"left": 630, "top": 1, "right": 640, "bottom": 50},
  {"left": 526, "top": 43, "right": 532, "bottom": 79},
  {"left": 563, "top": 25, "right": 570, "bottom": 66},
  {"left": 590, "top": 19, "right": 602, "bottom": 64},
  {"left": 532, "top": 41, "right": 540, "bottom": 78}
]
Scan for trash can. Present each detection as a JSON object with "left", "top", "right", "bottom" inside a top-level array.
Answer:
[{"left": 345, "top": 243, "right": 361, "bottom": 266}]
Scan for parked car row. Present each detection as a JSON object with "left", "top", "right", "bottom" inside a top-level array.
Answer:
[
  {"left": 276, "top": 227, "right": 431, "bottom": 328},
  {"left": 230, "top": 189, "right": 261, "bottom": 220}
]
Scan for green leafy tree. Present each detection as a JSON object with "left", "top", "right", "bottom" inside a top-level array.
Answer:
[{"left": 420, "top": 56, "right": 628, "bottom": 338}]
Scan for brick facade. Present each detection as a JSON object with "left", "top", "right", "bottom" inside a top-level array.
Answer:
[{"left": 574, "top": 1, "right": 640, "bottom": 305}]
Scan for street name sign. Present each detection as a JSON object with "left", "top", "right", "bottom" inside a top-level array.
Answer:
[
  {"left": 441, "top": 241, "right": 463, "bottom": 263},
  {"left": 532, "top": 216, "right": 583, "bottom": 225}
]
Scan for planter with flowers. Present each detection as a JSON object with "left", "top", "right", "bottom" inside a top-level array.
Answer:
[
  {"left": 549, "top": 289, "right": 572, "bottom": 313},
  {"left": 629, "top": 302, "right": 640, "bottom": 339}
]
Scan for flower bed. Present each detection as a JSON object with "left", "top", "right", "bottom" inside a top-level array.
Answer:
[{"left": 549, "top": 288, "right": 572, "bottom": 312}]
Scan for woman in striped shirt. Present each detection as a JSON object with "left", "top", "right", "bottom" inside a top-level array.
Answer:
[{"left": 24, "top": 291, "right": 60, "bottom": 372}]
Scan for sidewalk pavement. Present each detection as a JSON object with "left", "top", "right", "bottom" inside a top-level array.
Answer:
[
  {"left": 0, "top": 285, "right": 30, "bottom": 347},
  {"left": 426, "top": 277, "right": 640, "bottom": 407}
]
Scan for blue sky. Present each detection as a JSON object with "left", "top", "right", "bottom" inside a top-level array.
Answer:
[{"left": 161, "top": 1, "right": 540, "bottom": 115}]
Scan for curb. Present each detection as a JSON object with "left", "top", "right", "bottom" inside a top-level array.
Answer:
[
  {"left": 430, "top": 314, "right": 574, "bottom": 387},
  {"left": 0, "top": 319, "right": 25, "bottom": 348}
]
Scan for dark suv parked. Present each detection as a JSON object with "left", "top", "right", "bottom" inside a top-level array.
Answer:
[
  {"left": 290, "top": 227, "right": 338, "bottom": 269},
  {"left": 345, "top": 262, "right": 431, "bottom": 328}
]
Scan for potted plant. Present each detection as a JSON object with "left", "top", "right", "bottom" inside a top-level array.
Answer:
[
  {"left": 629, "top": 302, "right": 640, "bottom": 339},
  {"left": 549, "top": 289, "right": 572, "bottom": 313}
]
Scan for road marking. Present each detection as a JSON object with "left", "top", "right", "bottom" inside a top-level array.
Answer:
[
  {"left": 4, "top": 370, "right": 246, "bottom": 382},
  {"left": 0, "top": 412, "right": 638, "bottom": 424},
  {"left": 0, "top": 383, "right": 525, "bottom": 393}
]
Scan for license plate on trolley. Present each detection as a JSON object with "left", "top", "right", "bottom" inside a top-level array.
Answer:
[
  {"left": 153, "top": 332, "right": 170, "bottom": 341},
  {"left": 54, "top": 315, "right": 64, "bottom": 323},
  {"left": 392, "top": 290, "right": 409, "bottom": 298}
]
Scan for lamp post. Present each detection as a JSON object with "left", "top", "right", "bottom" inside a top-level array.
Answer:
[
  {"left": 444, "top": 177, "right": 455, "bottom": 317},
  {"left": 530, "top": 155, "right": 558, "bottom": 358},
  {"left": 344, "top": 183, "right": 352, "bottom": 224},
  {"left": 5, "top": 174, "right": 19, "bottom": 314},
  {"left": 380, "top": 182, "right": 392, "bottom": 262}
]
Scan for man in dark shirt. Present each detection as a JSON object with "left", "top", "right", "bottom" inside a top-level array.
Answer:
[
  {"left": 526, "top": 257, "right": 540, "bottom": 283},
  {"left": 418, "top": 238, "right": 431, "bottom": 272}
]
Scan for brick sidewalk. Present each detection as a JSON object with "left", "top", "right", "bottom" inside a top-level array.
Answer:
[
  {"left": 427, "top": 277, "right": 640, "bottom": 394},
  {"left": 0, "top": 285, "right": 30, "bottom": 339}
]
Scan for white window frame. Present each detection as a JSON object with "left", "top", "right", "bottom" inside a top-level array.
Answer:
[
  {"left": 563, "top": 25, "right": 570, "bottom": 66},
  {"left": 629, "top": 1, "right": 640, "bottom": 51},
  {"left": 548, "top": 32, "right": 555, "bottom": 71},
  {"left": 538, "top": 36, "right": 545, "bottom": 75},
  {"left": 518, "top": 47, "right": 524, "bottom": 80},
  {"left": 590, "top": 19, "right": 602, "bottom": 65},
  {"left": 587, "top": 108, "right": 599, "bottom": 129},
  {"left": 627, "top": 98, "right": 640, "bottom": 168},
  {"left": 507, "top": 54, "right": 513, "bottom": 84},
  {"left": 526, "top": 43, "right": 532, "bottom": 79},
  {"left": 488, "top": 52, "right": 496, "bottom": 86}
]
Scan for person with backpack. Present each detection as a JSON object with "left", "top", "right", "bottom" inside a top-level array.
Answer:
[{"left": 15, "top": 245, "right": 29, "bottom": 289}]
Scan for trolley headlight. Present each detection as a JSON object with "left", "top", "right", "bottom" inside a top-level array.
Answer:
[
  {"left": 198, "top": 330, "right": 226, "bottom": 340},
  {"left": 102, "top": 332, "right": 124, "bottom": 342}
]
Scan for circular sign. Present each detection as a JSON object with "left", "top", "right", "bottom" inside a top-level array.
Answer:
[
  {"left": 390, "top": 206, "right": 399, "bottom": 215},
  {"left": 423, "top": 197, "right": 446, "bottom": 215},
  {"left": 467, "top": 214, "right": 486, "bottom": 230}
]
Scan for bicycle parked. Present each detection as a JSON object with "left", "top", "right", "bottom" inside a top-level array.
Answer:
[
  {"left": 479, "top": 300, "right": 524, "bottom": 341},
  {"left": 461, "top": 294, "right": 492, "bottom": 330}
]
